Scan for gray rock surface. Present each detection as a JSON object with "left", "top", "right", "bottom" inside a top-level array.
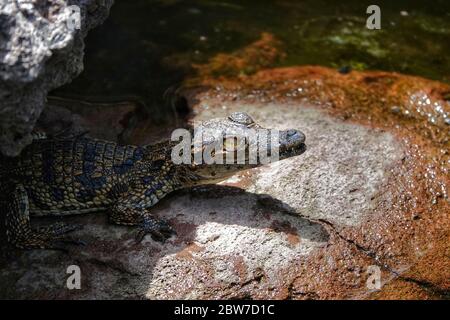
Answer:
[{"left": 0, "top": 0, "right": 113, "bottom": 156}]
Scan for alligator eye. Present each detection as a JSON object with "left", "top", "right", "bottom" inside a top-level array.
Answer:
[
  {"left": 228, "top": 112, "right": 255, "bottom": 126},
  {"left": 224, "top": 137, "right": 238, "bottom": 151},
  {"left": 224, "top": 136, "right": 246, "bottom": 151}
]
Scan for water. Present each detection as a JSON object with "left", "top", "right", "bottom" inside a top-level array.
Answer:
[{"left": 54, "top": 0, "right": 450, "bottom": 119}]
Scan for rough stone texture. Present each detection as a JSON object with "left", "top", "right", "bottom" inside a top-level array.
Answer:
[
  {"left": 0, "top": 66, "right": 448, "bottom": 299},
  {"left": 184, "top": 65, "right": 450, "bottom": 299},
  {"left": 0, "top": 0, "right": 113, "bottom": 156}
]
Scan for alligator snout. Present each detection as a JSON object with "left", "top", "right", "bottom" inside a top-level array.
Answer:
[
  {"left": 280, "top": 129, "right": 306, "bottom": 149},
  {"left": 286, "top": 129, "right": 305, "bottom": 142}
]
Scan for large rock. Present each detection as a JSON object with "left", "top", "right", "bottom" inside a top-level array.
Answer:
[
  {"left": 1, "top": 66, "right": 448, "bottom": 299},
  {"left": 0, "top": 0, "right": 113, "bottom": 156}
]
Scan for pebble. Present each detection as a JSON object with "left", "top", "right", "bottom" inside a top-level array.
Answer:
[{"left": 391, "top": 106, "right": 401, "bottom": 114}]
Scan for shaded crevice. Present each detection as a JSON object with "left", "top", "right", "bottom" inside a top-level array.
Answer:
[
  {"left": 399, "top": 277, "right": 450, "bottom": 299},
  {"left": 314, "top": 218, "right": 401, "bottom": 277},
  {"left": 314, "top": 218, "right": 450, "bottom": 298},
  {"left": 286, "top": 280, "right": 320, "bottom": 300}
]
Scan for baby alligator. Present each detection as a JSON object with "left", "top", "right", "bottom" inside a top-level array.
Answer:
[{"left": 0, "top": 112, "right": 306, "bottom": 249}]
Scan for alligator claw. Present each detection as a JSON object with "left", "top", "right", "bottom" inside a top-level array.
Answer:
[{"left": 135, "top": 217, "right": 176, "bottom": 243}]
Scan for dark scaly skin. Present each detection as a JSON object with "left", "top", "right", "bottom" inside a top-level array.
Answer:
[
  {"left": 0, "top": 112, "right": 306, "bottom": 250},
  {"left": 0, "top": 137, "right": 179, "bottom": 249}
]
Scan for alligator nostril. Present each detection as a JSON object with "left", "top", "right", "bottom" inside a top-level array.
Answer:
[{"left": 285, "top": 129, "right": 305, "bottom": 144}]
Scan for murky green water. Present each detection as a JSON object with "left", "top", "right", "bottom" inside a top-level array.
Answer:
[{"left": 55, "top": 0, "right": 450, "bottom": 119}]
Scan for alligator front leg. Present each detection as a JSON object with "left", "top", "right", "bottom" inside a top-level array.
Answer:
[
  {"left": 109, "top": 202, "right": 175, "bottom": 243},
  {"left": 5, "top": 185, "right": 81, "bottom": 250}
]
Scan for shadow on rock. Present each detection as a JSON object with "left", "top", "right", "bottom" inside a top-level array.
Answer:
[{"left": 0, "top": 184, "right": 328, "bottom": 299}]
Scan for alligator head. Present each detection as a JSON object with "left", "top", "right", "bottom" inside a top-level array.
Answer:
[{"left": 171, "top": 112, "right": 306, "bottom": 185}]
